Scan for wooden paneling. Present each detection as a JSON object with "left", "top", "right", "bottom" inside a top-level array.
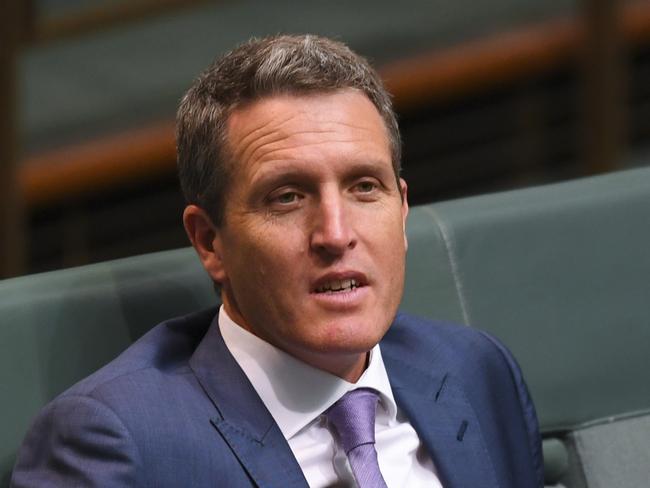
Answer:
[
  {"left": 29, "top": 0, "right": 215, "bottom": 44},
  {"left": 1, "top": 0, "right": 26, "bottom": 278},
  {"left": 21, "top": 122, "right": 176, "bottom": 207},
  {"left": 16, "top": 2, "right": 650, "bottom": 210},
  {"left": 580, "top": 0, "right": 626, "bottom": 173}
]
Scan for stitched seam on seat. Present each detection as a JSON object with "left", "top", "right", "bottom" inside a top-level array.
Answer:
[
  {"left": 572, "top": 409, "right": 650, "bottom": 430},
  {"left": 422, "top": 206, "right": 471, "bottom": 325}
]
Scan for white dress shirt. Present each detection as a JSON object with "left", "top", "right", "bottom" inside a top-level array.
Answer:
[{"left": 219, "top": 306, "right": 443, "bottom": 488}]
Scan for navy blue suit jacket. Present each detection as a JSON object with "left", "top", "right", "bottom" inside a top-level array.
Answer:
[{"left": 11, "top": 308, "right": 543, "bottom": 487}]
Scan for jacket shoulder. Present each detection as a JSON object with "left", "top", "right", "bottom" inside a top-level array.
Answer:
[
  {"left": 11, "top": 307, "right": 232, "bottom": 488},
  {"left": 384, "top": 311, "right": 544, "bottom": 487},
  {"left": 385, "top": 311, "right": 529, "bottom": 398},
  {"left": 385, "top": 311, "right": 499, "bottom": 361}
]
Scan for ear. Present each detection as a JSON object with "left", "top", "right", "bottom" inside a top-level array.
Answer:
[
  {"left": 183, "top": 205, "right": 227, "bottom": 284},
  {"left": 399, "top": 178, "right": 409, "bottom": 251}
]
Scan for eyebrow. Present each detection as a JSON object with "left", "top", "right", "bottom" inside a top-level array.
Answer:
[
  {"left": 251, "top": 158, "right": 393, "bottom": 188},
  {"left": 343, "top": 160, "right": 394, "bottom": 179}
]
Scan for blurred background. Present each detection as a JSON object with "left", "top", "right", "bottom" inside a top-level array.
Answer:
[{"left": 2, "top": 0, "right": 649, "bottom": 279}]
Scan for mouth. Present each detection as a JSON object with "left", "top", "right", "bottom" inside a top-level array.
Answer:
[
  {"left": 311, "top": 273, "right": 368, "bottom": 295},
  {"left": 314, "top": 278, "right": 360, "bottom": 294}
]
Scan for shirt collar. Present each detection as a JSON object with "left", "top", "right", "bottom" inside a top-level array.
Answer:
[{"left": 218, "top": 306, "right": 397, "bottom": 439}]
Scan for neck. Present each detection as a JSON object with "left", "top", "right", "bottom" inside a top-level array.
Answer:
[{"left": 294, "top": 350, "right": 369, "bottom": 383}]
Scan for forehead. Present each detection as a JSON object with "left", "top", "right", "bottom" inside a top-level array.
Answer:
[
  {"left": 224, "top": 90, "right": 391, "bottom": 176},
  {"left": 227, "top": 89, "right": 386, "bottom": 132}
]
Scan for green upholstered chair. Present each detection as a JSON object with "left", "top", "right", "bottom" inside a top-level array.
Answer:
[
  {"left": 0, "top": 250, "right": 215, "bottom": 486},
  {"left": 401, "top": 166, "right": 650, "bottom": 488},
  {"left": 2, "top": 166, "right": 649, "bottom": 487}
]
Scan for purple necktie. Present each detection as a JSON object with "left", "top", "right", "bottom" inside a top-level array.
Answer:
[{"left": 326, "top": 388, "right": 388, "bottom": 488}]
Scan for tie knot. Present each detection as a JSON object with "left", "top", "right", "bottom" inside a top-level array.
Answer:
[{"left": 326, "top": 388, "right": 380, "bottom": 454}]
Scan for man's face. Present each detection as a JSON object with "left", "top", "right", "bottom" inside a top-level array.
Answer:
[{"left": 214, "top": 89, "right": 408, "bottom": 380}]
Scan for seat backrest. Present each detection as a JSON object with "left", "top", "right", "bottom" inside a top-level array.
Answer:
[
  {"left": 2, "top": 167, "right": 649, "bottom": 487},
  {"left": 0, "top": 249, "right": 215, "bottom": 486},
  {"left": 401, "top": 166, "right": 650, "bottom": 487}
]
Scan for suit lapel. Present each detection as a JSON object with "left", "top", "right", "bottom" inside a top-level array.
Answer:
[
  {"left": 189, "top": 314, "right": 308, "bottom": 488},
  {"left": 383, "top": 347, "right": 500, "bottom": 488},
  {"left": 186, "top": 311, "right": 501, "bottom": 488}
]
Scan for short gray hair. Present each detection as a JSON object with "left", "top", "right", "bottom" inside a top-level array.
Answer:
[{"left": 176, "top": 34, "right": 401, "bottom": 225}]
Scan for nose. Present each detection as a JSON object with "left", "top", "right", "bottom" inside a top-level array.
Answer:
[{"left": 310, "top": 193, "right": 356, "bottom": 257}]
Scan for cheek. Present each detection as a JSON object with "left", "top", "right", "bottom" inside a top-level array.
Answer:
[
  {"left": 368, "top": 210, "right": 407, "bottom": 252},
  {"left": 236, "top": 230, "right": 306, "bottom": 283},
  {"left": 372, "top": 217, "right": 408, "bottom": 290}
]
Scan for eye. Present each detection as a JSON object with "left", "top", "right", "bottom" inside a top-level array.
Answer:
[
  {"left": 267, "top": 189, "right": 303, "bottom": 209},
  {"left": 275, "top": 192, "right": 299, "bottom": 204},
  {"left": 354, "top": 180, "right": 378, "bottom": 193}
]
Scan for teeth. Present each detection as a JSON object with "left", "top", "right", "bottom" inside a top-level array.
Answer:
[{"left": 316, "top": 278, "right": 359, "bottom": 293}]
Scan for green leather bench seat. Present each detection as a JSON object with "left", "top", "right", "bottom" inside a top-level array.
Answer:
[
  {"left": 25, "top": 0, "right": 578, "bottom": 152},
  {"left": 2, "top": 166, "right": 649, "bottom": 486},
  {"left": 0, "top": 249, "right": 214, "bottom": 486},
  {"left": 401, "top": 166, "right": 650, "bottom": 487},
  {"left": 402, "top": 166, "right": 650, "bottom": 429}
]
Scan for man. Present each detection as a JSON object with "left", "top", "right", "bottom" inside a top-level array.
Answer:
[{"left": 12, "top": 35, "right": 543, "bottom": 487}]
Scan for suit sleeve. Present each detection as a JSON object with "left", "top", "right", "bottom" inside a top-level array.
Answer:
[
  {"left": 477, "top": 330, "right": 545, "bottom": 488},
  {"left": 11, "top": 394, "right": 143, "bottom": 488}
]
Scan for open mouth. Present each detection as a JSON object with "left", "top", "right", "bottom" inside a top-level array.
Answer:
[{"left": 314, "top": 278, "right": 361, "bottom": 294}]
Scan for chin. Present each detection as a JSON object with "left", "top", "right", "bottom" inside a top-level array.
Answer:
[{"left": 312, "top": 320, "right": 389, "bottom": 353}]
